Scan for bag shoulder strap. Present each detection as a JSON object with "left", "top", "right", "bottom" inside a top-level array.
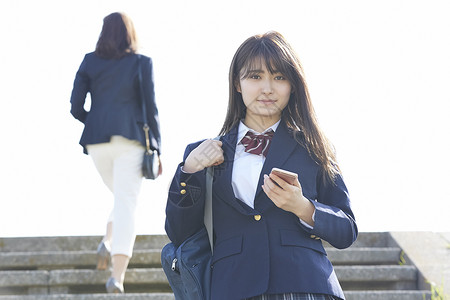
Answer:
[
  {"left": 204, "top": 136, "right": 221, "bottom": 254},
  {"left": 204, "top": 166, "right": 214, "bottom": 253},
  {"left": 137, "top": 55, "right": 148, "bottom": 126},
  {"left": 137, "top": 55, "right": 156, "bottom": 153}
]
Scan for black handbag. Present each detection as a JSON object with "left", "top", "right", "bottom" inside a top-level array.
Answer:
[{"left": 137, "top": 55, "right": 160, "bottom": 180}]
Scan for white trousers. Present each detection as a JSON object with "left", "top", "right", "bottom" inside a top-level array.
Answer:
[{"left": 86, "top": 136, "right": 144, "bottom": 257}]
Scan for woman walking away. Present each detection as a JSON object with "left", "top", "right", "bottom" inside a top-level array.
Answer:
[{"left": 70, "top": 12, "right": 162, "bottom": 294}]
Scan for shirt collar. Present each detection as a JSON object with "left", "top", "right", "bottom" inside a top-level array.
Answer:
[{"left": 237, "top": 120, "right": 281, "bottom": 144}]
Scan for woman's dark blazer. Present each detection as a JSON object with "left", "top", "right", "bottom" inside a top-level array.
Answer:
[
  {"left": 70, "top": 52, "right": 161, "bottom": 154},
  {"left": 165, "top": 122, "right": 357, "bottom": 300}
]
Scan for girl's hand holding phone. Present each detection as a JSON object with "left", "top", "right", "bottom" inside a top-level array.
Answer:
[
  {"left": 262, "top": 168, "right": 315, "bottom": 226},
  {"left": 183, "top": 139, "right": 224, "bottom": 173},
  {"left": 270, "top": 168, "right": 298, "bottom": 185}
]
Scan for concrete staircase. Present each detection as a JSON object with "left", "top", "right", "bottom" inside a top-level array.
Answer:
[{"left": 0, "top": 233, "right": 432, "bottom": 300}]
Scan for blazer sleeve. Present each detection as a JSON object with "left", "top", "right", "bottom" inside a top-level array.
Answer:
[
  {"left": 304, "top": 171, "right": 358, "bottom": 249},
  {"left": 141, "top": 57, "right": 161, "bottom": 154},
  {"left": 70, "top": 55, "right": 89, "bottom": 123},
  {"left": 164, "top": 142, "right": 207, "bottom": 246}
]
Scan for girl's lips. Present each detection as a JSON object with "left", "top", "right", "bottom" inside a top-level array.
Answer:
[{"left": 258, "top": 99, "right": 276, "bottom": 104}]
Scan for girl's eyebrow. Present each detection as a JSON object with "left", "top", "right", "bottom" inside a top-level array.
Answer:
[
  {"left": 247, "top": 69, "right": 282, "bottom": 74},
  {"left": 246, "top": 69, "right": 263, "bottom": 73}
]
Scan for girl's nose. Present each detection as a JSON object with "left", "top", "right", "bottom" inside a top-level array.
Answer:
[{"left": 261, "top": 79, "right": 273, "bottom": 94}]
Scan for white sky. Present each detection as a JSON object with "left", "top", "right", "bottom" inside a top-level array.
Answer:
[{"left": 1, "top": 0, "right": 449, "bottom": 238}]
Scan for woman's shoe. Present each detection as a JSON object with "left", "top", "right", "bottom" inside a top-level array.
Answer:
[
  {"left": 96, "top": 241, "right": 111, "bottom": 270},
  {"left": 106, "top": 277, "right": 124, "bottom": 294}
]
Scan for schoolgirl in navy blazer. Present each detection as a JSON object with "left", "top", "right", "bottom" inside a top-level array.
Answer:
[{"left": 165, "top": 31, "right": 357, "bottom": 300}]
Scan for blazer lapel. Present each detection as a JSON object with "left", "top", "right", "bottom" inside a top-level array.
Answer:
[
  {"left": 212, "top": 126, "right": 251, "bottom": 215},
  {"left": 254, "top": 122, "right": 298, "bottom": 204}
]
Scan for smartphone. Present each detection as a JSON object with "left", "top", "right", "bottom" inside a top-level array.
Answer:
[{"left": 270, "top": 168, "right": 298, "bottom": 185}]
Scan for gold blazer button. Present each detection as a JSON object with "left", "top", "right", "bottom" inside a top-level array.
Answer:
[
  {"left": 180, "top": 189, "right": 186, "bottom": 195},
  {"left": 180, "top": 182, "right": 186, "bottom": 187},
  {"left": 254, "top": 215, "right": 261, "bottom": 221}
]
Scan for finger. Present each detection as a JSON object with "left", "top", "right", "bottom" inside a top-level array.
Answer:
[
  {"left": 263, "top": 174, "right": 281, "bottom": 195},
  {"left": 292, "top": 177, "right": 301, "bottom": 188},
  {"left": 216, "top": 143, "right": 224, "bottom": 153},
  {"left": 208, "top": 140, "right": 222, "bottom": 149},
  {"left": 212, "top": 157, "right": 224, "bottom": 166},
  {"left": 261, "top": 184, "right": 272, "bottom": 198},
  {"left": 269, "top": 173, "right": 290, "bottom": 190},
  {"left": 262, "top": 183, "right": 281, "bottom": 207},
  {"left": 262, "top": 182, "right": 275, "bottom": 198},
  {"left": 210, "top": 141, "right": 223, "bottom": 154}
]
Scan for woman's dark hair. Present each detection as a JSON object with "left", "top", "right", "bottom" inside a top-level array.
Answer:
[
  {"left": 220, "top": 31, "right": 340, "bottom": 183},
  {"left": 95, "top": 12, "right": 138, "bottom": 59}
]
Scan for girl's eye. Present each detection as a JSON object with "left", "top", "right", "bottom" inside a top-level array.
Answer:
[
  {"left": 275, "top": 75, "right": 286, "bottom": 80},
  {"left": 250, "top": 74, "right": 261, "bottom": 79}
]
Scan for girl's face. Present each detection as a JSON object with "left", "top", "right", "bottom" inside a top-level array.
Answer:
[{"left": 237, "top": 62, "right": 292, "bottom": 130}]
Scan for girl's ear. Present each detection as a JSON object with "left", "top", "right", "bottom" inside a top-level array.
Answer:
[{"left": 235, "top": 79, "right": 241, "bottom": 93}]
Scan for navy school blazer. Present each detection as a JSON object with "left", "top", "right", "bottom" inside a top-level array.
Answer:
[
  {"left": 70, "top": 53, "right": 161, "bottom": 154},
  {"left": 165, "top": 122, "right": 357, "bottom": 300}
]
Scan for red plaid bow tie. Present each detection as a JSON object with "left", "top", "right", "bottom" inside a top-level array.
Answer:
[{"left": 240, "top": 129, "right": 275, "bottom": 157}]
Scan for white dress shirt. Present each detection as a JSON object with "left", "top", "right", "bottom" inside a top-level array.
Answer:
[{"left": 232, "top": 121, "right": 280, "bottom": 208}]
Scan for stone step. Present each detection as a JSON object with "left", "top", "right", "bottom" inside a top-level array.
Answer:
[
  {"left": 0, "top": 232, "right": 394, "bottom": 253},
  {"left": 0, "top": 268, "right": 170, "bottom": 295},
  {"left": 327, "top": 247, "right": 401, "bottom": 265},
  {"left": 345, "top": 290, "right": 432, "bottom": 300},
  {"left": 0, "top": 232, "right": 434, "bottom": 299},
  {"left": 335, "top": 265, "right": 418, "bottom": 291},
  {"left": 346, "top": 290, "right": 431, "bottom": 300},
  {"left": 0, "top": 247, "right": 402, "bottom": 270},
  {"left": 0, "top": 290, "right": 434, "bottom": 300},
  {"left": 0, "top": 265, "right": 420, "bottom": 295},
  {"left": 0, "top": 291, "right": 434, "bottom": 300},
  {"left": 0, "top": 236, "right": 171, "bottom": 253},
  {"left": 335, "top": 265, "right": 417, "bottom": 282},
  {"left": 0, "top": 250, "right": 162, "bottom": 270},
  {"left": 0, "top": 294, "right": 175, "bottom": 300}
]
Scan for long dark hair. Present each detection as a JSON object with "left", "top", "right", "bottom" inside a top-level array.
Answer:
[
  {"left": 220, "top": 31, "right": 340, "bottom": 183},
  {"left": 95, "top": 12, "right": 138, "bottom": 59}
]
